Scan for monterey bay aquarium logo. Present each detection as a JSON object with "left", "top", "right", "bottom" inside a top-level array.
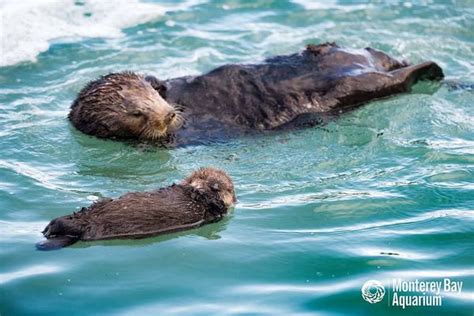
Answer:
[
  {"left": 361, "top": 278, "right": 463, "bottom": 309},
  {"left": 361, "top": 280, "right": 385, "bottom": 303}
]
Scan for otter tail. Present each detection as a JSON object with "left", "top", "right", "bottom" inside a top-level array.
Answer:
[{"left": 36, "top": 236, "right": 78, "bottom": 251}]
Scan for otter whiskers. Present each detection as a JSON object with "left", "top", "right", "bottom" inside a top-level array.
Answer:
[
  {"left": 141, "top": 126, "right": 167, "bottom": 141},
  {"left": 169, "top": 110, "right": 184, "bottom": 131}
]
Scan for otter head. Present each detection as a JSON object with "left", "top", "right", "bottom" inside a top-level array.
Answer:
[
  {"left": 69, "top": 72, "right": 182, "bottom": 141},
  {"left": 182, "top": 167, "right": 236, "bottom": 209}
]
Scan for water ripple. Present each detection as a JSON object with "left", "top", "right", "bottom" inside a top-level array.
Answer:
[
  {"left": 239, "top": 189, "right": 403, "bottom": 209},
  {"left": 0, "top": 160, "right": 66, "bottom": 191},
  {"left": 0, "top": 264, "right": 62, "bottom": 285},
  {"left": 272, "top": 209, "right": 473, "bottom": 234},
  {"left": 0, "top": 1, "right": 472, "bottom": 315}
]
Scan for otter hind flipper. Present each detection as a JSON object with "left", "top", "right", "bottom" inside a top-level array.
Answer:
[{"left": 36, "top": 236, "right": 78, "bottom": 251}]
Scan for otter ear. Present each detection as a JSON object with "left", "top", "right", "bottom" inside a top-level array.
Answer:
[{"left": 145, "top": 75, "right": 167, "bottom": 98}]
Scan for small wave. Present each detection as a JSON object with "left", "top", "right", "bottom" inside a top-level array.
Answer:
[
  {"left": 0, "top": 160, "right": 64, "bottom": 191},
  {"left": 239, "top": 189, "right": 402, "bottom": 209},
  {"left": 0, "top": 264, "right": 62, "bottom": 284},
  {"left": 120, "top": 302, "right": 292, "bottom": 316},
  {"left": 0, "top": 220, "right": 46, "bottom": 242},
  {"left": 292, "top": 0, "right": 372, "bottom": 12},
  {"left": 233, "top": 278, "right": 363, "bottom": 297},
  {"left": 350, "top": 246, "right": 441, "bottom": 260},
  {"left": 272, "top": 209, "right": 473, "bottom": 234},
  {"left": 233, "top": 269, "right": 473, "bottom": 296},
  {"left": 428, "top": 138, "right": 474, "bottom": 155},
  {"left": 0, "top": 0, "right": 206, "bottom": 67}
]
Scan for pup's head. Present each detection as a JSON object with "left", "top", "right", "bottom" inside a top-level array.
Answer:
[
  {"left": 182, "top": 167, "right": 236, "bottom": 209},
  {"left": 69, "top": 72, "right": 183, "bottom": 141}
]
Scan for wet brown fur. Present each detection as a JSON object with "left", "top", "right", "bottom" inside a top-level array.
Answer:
[
  {"left": 69, "top": 43, "right": 444, "bottom": 145},
  {"left": 37, "top": 168, "right": 235, "bottom": 250},
  {"left": 69, "top": 72, "right": 182, "bottom": 141}
]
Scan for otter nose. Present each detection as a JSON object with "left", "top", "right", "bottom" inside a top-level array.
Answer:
[{"left": 164, "top": 111, "right": 176, "bottom": 123}]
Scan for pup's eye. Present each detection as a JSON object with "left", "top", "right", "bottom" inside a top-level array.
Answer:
[{"left": 131, "top": 111, "right": 143, "bottom": 117}]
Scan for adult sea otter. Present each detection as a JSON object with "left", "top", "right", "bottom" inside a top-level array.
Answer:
[{"left": 69, "top": 42, "right": 444, "bottom": 146}]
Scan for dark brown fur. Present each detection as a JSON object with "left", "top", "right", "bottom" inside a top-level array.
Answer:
[
  {"left": 69, "top": 72, "right": 183, "bottom": 141},
  {"left": 69, "top": 43, "right": 444, "bottom": 145},
  {"left": 37, "top": 168, "right": 235, "bottom": 250}
]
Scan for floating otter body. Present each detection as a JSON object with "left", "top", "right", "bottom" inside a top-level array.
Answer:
[
  {"left": 69, "top": 42, "right": 444, "bottom": 145},
  {"left": 37, "top": 168, "right": 236, "bottom": 250}
]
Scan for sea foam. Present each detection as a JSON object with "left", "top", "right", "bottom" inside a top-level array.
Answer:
[{"left": 0, "top": 0, "right": 203, "bottom": 67}]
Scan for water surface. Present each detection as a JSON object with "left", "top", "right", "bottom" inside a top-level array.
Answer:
[{"left": 0, "top": 0, "right": 473, "bottom": 315}]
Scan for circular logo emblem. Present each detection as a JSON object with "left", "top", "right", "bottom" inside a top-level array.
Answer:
[{"left": 361, "top": 280, "right": 385, "bottom": 304}]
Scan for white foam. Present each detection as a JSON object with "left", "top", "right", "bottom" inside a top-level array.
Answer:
[
  {"left": 0, "top": 264, "right": 62, "bottom": 284},
  {"left": 292, "top": 0, "right": 370, "bottom": 12},
  {"left": 0, "top": 0, "right": 204, "bottom": 67},
  {"left": 0, "top": 220, "right": 46, "bottom": 242}
]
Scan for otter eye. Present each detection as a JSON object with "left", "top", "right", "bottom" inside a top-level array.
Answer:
[{"left": 130, "top": 110, "right": 143, "bottom": 117}]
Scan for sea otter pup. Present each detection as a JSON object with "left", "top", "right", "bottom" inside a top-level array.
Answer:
[
  {"left": 36, "top": 168, "right": 236, "bottom": 250},
  {"left": 69, "top": 42, "right": 444, "bottom": 145}
]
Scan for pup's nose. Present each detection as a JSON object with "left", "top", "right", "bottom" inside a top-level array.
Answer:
[{"left": 164, "top": 111, "right": 176, "bottom": 123}]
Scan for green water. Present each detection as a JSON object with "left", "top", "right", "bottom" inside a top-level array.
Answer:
[{"left": 0, "top": 1, "right": 473, "bottom": 315}]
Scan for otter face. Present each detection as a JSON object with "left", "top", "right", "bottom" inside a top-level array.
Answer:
[
  {"left": 69, "top": 72, "right": 183, "bottom": 141},
  {"left": 182, "top": 167, "right": 236, "bottom": 209}
]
